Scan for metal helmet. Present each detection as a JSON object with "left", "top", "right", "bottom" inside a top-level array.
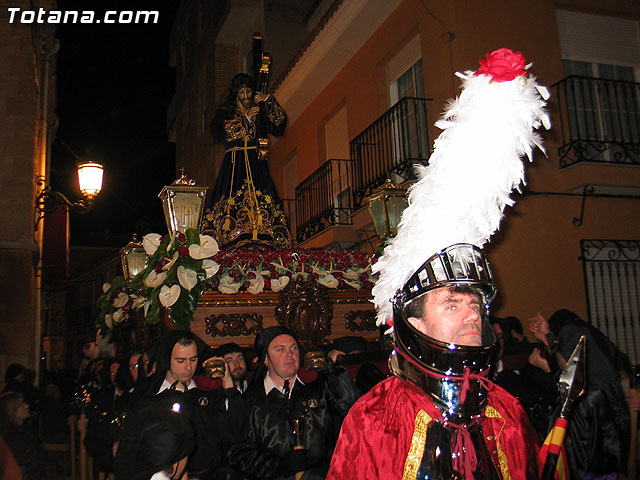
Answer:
[{"left": 389, "top": 243, "right": 498, "bottom": 424}]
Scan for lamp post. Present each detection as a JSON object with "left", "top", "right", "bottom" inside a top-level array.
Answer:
[
  {"left": 158, "top": 171, "right": 208, "bottom": 239},
  {"left": 34, "top": 158, "right": 104, "bottom": 229},
  {"left": 366, "top": 179, "right": 408, "bottom": 239},
  {"left": 119, "top": 234, "right": 148, "bottom": 281}
]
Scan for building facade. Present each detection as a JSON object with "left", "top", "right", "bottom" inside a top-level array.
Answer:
[
  {"left": 170, "top": 0, "right": 640, "bottom": 362},
  {"left": 0, "top": 0, "right": 58, "bottom": 382}
]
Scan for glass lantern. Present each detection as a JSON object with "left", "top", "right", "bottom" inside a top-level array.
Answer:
[
  {"left": 158, "top": 171, "right": 208, "bottom": 239},
  {"left": 366, "top": 179, "right": 408, "bottom": 239},
  {"left": 120, "top": 234, "right": 148, "bottom": 281}
]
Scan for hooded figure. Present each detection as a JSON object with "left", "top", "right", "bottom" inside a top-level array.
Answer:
[
  {"left": 538, "top": 309, "right": 630, "bottom": 477},
  {"left": 128, "top": 331, "right": 221, "bottom": 477},
  {"left": 114, "top": 390, "right": 195, "bottom": 480}
]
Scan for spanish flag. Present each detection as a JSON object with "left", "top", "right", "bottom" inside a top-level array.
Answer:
[{"left": 537, "top": 417, "right": 570, "bottom": 480}]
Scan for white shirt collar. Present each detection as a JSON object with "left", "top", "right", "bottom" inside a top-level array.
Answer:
[
  {"left": 263, "top": 372, "right": 303, "bottom": 398},
  {"left": 150, "top": 472, "right": 171, "bottom": 480},
  {"left": 158, "top": 377, "right": 196, "bottom": 394},
  {"left": 236, "top": 379, "right": 248, "bottom": 394}
]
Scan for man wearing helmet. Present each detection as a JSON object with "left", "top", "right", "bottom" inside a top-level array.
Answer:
[
  {"left": 327, "top": 247, "right": 540, "bottom": 479},
  {"left": 328, "top": 47, "right": 550, "bottom": 480}
]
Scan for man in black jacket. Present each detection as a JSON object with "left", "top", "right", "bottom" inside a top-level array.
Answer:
[{"left": 228, "top": 327, "right": 359, "bottom": 480}]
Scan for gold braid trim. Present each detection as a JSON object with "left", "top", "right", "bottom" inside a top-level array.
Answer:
[
  {"left": 402, "top": 410, "right": 431, "bottom": 480},
  {"left": 485, "top": 405, "right": 510, "bottom": 480}
]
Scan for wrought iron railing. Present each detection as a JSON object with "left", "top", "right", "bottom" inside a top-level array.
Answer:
[
  {"left": 294, "top": 159, "right": 354, "bottom": 243},
  {"left": 349, "top": 97, "right": 432, "bottom": 208},
  {"left": 280, "top": 198, "right": 299, "bottom": 242},
  {"left": 553, "top": 76, "right": 640, "bottom": 167}
]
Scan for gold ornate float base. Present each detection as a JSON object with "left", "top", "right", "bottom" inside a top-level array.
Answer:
[{"left": 192, "top": 277, "right": 378, "bottom": 349}]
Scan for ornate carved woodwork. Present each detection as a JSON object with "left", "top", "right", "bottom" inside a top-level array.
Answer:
[
  {"left": 344, "top": 309, "right": 378, "bottom": 332},
  {"left": 204, "top": 313, "right": 264, "bottom": 338},
  {"left": 275, "top": 277, "right": 332, "bottom": 349}
]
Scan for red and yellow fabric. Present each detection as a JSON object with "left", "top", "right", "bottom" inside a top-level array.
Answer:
[
  {"left": 537, "top": 417, "right": 570, "bottom": 480},
  {"left": 327, "top": 376, "right": 539, "bottom": 480}
]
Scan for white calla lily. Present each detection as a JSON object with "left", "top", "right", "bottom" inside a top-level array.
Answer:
[
  {"left": 177, "top": 266, "right": 198, "bottom": 291},
  {"left": 102, "top": 282, "right": 111, "bottom": 293},
  {"left": 343, "top": 269, "right": 362, "bottom": 280},
  {"left": 189, "top": 235, "right": 219, "bottom": 259},
  {"left": 159, "top": 284, "right": 181, "bottom": 307},
  {"left": 113, "top": 292, "right": 129, "bottom": 308},
  {"left": 162, "top": 252, "right": 179, "bottom": 271},
  {"left": 202, "top": 259, "right": 220, "bottom": 278},
  {"left": 142, "top": 233, "right": 163, "bottom": 255},
  {"left": 318, "top": 274, "right": 339, "bottom": 289},
  {"left": 270, "top": 276, "right": 290, "bottom": 292},
  {"left": 104, "top": 314, "right": 113, "bottom": 329},
  {"left": 130, "top": 294, "right": 146, "bottom": 309},
  {"left": 218, "top": 275, "right": 241, "bottom": 294},
  {"left": 143, "top": 300, "right": 151, "bottom": 317},
  {"left": 247, "top": 274, "right": 265, "bottom": 294},
  {"left": 145, "top": 270, "right": 167, "bottom": 288},
  {"left": 112, "top": 309, "right": 125, "bottom": 323}
]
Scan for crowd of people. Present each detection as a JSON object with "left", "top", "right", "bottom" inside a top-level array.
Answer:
[
  {"left": 2, "top": 48, "right": 639, "bottom": 480},
  {"left": 0, "top": 312, "right": 637, "bottom": 480}
]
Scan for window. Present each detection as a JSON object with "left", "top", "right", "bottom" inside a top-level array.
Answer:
[
  {"left": 581, "top": 240, "right": 640, "bottom": 364},
  {"left": 386, "top": 36, "right": 428, "bottom": 179},
  {"left": 557, "top": 10, "right": 640, "bottom": 163}
]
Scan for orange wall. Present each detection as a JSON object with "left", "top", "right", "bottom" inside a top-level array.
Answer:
[{"left": 269, "top": 0, "right": 640, "bottom": 325}]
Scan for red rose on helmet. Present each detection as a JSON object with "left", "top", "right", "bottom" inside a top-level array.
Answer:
[{"left": 476, "top": 48, "right": 527, "bottom": 82}]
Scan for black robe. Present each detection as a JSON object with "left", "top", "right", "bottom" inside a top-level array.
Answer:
[
  {"left": 228, "top": 366, "right": 359, "bottom": 480},
  {"left": 126, "top": 373, "right": 222, "bottom": 475},
  {"left": 547, "top": 309, "right": 630, "bottom": 478},
  {"left": 203, "top": 95, "right": 290, "bottom": 249}
]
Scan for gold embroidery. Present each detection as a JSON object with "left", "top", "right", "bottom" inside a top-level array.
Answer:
[
  {"left": 485, "top": 406, "right": 510, "bottom": 480},
  {"left": 202, "top": 179, "right": 292, "bottom": 249},
  {"left": 224, "top": 117, "right": 247, "bottom": 141},
  {"left": 402, "top": 410, "right": 431, "bottom": 480}
]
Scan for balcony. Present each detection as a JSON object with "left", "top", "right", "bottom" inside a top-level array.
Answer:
[
  {"left": 291, "top": 97, "right": 432, "bottom": 244},
  {"left": 294, "top": 158, "right": 354, "bottom": 243},
  {"left": 553, "top": 76, "right": 640, "bottom": 168},
  {"left": 350, "top": 97, "right": 432, "bottom": 208}
]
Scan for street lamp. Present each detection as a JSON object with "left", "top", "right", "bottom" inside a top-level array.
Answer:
[
  {"left": 34, "top": 158, "right": 104, "bottom": 230},
  {"left": 366, "top": 179, "right": 408, "bottom": 239},
  {"left": 158, "top": 171, "right": 208, "bottom": 239},
  {"left": 120, "top": 234, "right": 148, "bottom": 281}
]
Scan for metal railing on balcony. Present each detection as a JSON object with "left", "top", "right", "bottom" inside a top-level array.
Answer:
[
  {"left": 553, "top": 76, "right": 640, "bottom": 167},
  {"left": 294, "top": 158, "right": 354, "bottom": 243},
  {"left": 349, "top": 97, "right": 432, "bottom": 208}
]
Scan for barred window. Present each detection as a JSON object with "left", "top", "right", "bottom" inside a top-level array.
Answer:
[{"left": 581, "top": 240, "right": 640, "bottom": 364}]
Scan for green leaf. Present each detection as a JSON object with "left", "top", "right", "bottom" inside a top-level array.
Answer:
[
  {"left": 170, "top": 287, "right": 198, "bottom": 330},
  {"left": 186, "top": 228, "right": 200, "bottom": 245}
]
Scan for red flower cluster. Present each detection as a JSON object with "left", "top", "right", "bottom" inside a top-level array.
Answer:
[{"left": 476, "top": 48, "right": 527, "bottom": 82}]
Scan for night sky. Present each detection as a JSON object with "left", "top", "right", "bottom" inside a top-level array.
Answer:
[{"left": 52, "top": 0, "right": 180, "bottom": 247}]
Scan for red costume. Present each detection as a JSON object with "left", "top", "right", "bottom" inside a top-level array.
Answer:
[{"left": 327, "top": 376, "right": 539, "bottom": 480}]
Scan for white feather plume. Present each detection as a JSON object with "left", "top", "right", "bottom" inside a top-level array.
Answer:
[{"left": 372, "top": 68, "right": 550, "bottom": 324}]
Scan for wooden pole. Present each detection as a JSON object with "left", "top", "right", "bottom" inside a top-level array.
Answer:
[
  {"left": 628, "top": 388, "right": 638, "bottom": 480},
  {"left": 79, "top": 413, "right": 87, "bottom": 480},
  {"left": 70, "top": 416, "right": 76, "bottom": 480}
]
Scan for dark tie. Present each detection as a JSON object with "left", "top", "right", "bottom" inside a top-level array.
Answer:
[{"left": 282, "top": 379, "right": 290, "bottom": 398}]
